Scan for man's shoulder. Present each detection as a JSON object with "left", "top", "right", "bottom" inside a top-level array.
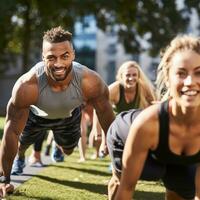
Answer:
[
  {"left": 20, "top": 66, "right": 38, "bottom": 83},
  {"left": 14, "top": 68, "right": 38, "bottom": 94},
  {"left": 73, "top": 61, "right": 96, "bottom": 74},
  {"left": 34, "top": 61, "right": 44, "bottom": 67},
  {"left": 81, "top": 68, "right": 108, "bottom": 101},
  {"left": 12, "top": 71, "right": 38, "bottom": 106},
  {"left": 30, "top": 61, "right": 45, "bottom": 75},
  {"left": 73, "top": 61, "right": 87, "bottom": 70}
]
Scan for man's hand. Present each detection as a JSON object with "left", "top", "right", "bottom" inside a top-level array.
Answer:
[
  {"left": 99, "top": 142, "right": 109, "bottom": 157},
  {"left": 0, "top": 183, "right": 14, "bottom": 198}
]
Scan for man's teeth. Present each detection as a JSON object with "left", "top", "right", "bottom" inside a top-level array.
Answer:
[{"left": 54, "top": 68, "right": 65, "bottom": 73}]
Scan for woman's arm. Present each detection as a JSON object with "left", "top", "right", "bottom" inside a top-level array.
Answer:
[{"left": 115, "top": 107, "right": 158, "bottom": 200}]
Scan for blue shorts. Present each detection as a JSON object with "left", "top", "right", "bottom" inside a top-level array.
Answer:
[
  {"left": 107, "top": 122, "right": 196, "bottom": 199},
  {"left": 20, "top": 107, "right": 81, "bottom": 150}
]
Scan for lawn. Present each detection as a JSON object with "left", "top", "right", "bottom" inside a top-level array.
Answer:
[
  {"left": 0, "top": 117, "right": 165, "bottom": 200},
  {"left": 0, "top": 117, "right": 5, "bottom": 139}
]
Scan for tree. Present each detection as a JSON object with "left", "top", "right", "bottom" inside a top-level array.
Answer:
[
  {"left": 0, "top": 0, "right": 18, "bottom": 74},
  {"left": 0, "top": 0, "right": 199, "bottom": 74},
  {"left": 93, "top": 0, "right": 192, "bottom": 56}
]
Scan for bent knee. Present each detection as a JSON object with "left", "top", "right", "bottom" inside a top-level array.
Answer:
[
  {"left": 62, "top": 148, "right": 74, "bottom": 155},
  {"left": 18, "top": 143, "right": 30, "bottom": 152},
  {"left": 166, "top": 189, "right": 186, "bottom": 200},
  {"left": 108, "top": 173, "right": 120, "bottom": 200}
]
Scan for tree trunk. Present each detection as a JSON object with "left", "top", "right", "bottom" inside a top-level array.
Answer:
[{"left": 21, "top": 0, "right": 31, "bottom": 74}]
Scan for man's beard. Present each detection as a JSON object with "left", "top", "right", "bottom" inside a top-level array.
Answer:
[{"left": 48, "top": 64, "right": 72, "bottom": 82}]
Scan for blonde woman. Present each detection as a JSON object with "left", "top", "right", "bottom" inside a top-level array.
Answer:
[
  {"left": 109, "top": 60, "right": 156, "bottom": 113},
  {"left": 106, "top": 61, "right": 156, "bottom": 199},
  {"left": 115, "top": 35, "right": 200, "bottom": 200}
]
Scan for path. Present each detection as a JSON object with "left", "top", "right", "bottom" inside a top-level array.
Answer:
[{"left": 11, "top": 155, "right": 52, "bottom": 188}]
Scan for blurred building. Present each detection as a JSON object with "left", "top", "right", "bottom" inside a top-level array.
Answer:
[
  {"left": 76, "top": 16, "right": 139, "bottom": 84},
  {"left": 96, "top": 28, "right": 136, "bottom": 84},
  {"left": 73, "top": 15, "right": 96, "bottom": 70}
]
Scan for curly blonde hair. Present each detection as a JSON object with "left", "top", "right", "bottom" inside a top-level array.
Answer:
[
  {"left": 156, "top": 34, "right": 200, "bottom": 100},
  {"left": 116, "top": 61, "right": 156, "bottom": 108}
]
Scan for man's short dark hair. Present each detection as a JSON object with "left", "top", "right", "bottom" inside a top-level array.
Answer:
[{"left": 43, "top": 26, "right": 72, "bottom": 43}]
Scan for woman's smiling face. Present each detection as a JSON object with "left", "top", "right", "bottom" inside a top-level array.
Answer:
[
  {"left": 121, "top": 66, "right": 139, "bottom": 89},
  {"left": 168, "top": 49, "right": 200, "bottom": 108}
]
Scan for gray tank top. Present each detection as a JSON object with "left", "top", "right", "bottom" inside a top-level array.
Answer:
[{"left": 30, "top": 61, "right": 84, "bottom": 119}]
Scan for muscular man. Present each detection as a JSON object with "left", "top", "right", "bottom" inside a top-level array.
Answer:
[{"left": 0, "top": 26, "right": 115, "bottom": 197}]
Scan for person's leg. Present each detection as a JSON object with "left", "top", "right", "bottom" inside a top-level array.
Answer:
[
  {"left": 99, "top": 131, "right": 106, "bottom": 158},
  {"left": 88, "top": 128, "right": 94, "bottom": 148},
  {"left": 52, "top": 107, "right": 82, "bottom": 160},
  {"left": 28, "top": 130, "right": 47, "bottom": 166},
  {"left": 44, "top": 130, "right": 53, "bottom": 156},
  {"left": 78, "top": 112, "right": 88, "bottom": 162},
  {"left": 11, "top": 142, "right": 30, "bottom": 175},
  {"left": 89, "top": 130, "right": 101, "bottom": 159},
  {"left": 12, "top": 111, "right": 47, "bottom": 175},
  {"left": 108, "top": 170, "right": 121, "bottom": 200},
  {"left": 165, "top": 189, "right": 187, "bottom": 200},
  {"left": 51, "top": 140, "right": 64, "bottom": 162},
  {"left": 107, "top": 123, "right": 124, "bottom": 199}
]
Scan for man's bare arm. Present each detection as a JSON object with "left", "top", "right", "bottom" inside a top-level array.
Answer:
[
  {"left": 92, "top": 91, "right": 114, "bottom": 135},
  {"left": 0, "top": 71, "right": 37, "bottom": 180},
  {"left": 82, "top": 69, "right": 115, "bottom": 135},
  {"left": 0, "top": 99, "right": 29, "bottom": 179}
]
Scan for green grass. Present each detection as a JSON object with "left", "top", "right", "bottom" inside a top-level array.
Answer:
[
  {"left": 0, "top": 117, "right": 5, "bottom": 139},
  {"left": 8, "top": 151, "right": 111, "bottom": 200},
  {"left": 0, "top": 117, "right": 165, "bottom": 200},
  {"left": 7, "top": 152, "right": 165, "bottom": 200}
]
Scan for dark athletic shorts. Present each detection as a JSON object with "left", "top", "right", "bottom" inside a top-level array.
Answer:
[
  {"left": 20, "top": 107, "right": 81, "bottom": 150},
  {"left": 107, "top": 121, "right": 196, "bottom": 200}
]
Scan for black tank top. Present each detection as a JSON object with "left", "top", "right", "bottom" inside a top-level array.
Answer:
[
  {"left": 151, "top": 100, "right": 200, "bottom": 165},
  {"left": 113, "top": 84, "right": 140, "bottom": 115}
]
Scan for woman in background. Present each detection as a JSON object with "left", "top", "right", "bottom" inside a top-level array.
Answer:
[{"left": 106, "top": 60, "right": 156, "bottom": 200}]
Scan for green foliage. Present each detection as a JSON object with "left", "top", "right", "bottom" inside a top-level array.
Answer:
[
  {"left": 94, "top": 0, "right": 191, "bottom": 56},
  {"left": 0, "top": 0, "right": 199, "bottom": 74}
]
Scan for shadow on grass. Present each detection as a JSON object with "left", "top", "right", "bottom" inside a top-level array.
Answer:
[
  {"left": 82, "top": 161, "right": 111, "bottom": 168},
  {"left": 134, "top": 190, "right": 165, "bottom": 200},
  {"left": 12, "top": 175, "right": 165, "bottom": 200},
  {"left": 34, "top": 174, "right": 107, "bottom": 195},
  {"left": 66, "top": 166, "right": 111, "bottom": 177},
  {"left": 50, "top": 164, "right": 111, "bottom": 177}
]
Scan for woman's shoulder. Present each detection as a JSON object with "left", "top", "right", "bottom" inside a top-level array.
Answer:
[
  {"left": 140, "top": 103, "right": 159, "bottom": 117},
  {"left": 108, "top": 81, "right": 121, "bottom": 103},
  {"left": 129, "top": 104, "right": 160, "bottom": 149},
  {"left": 108, "top": 81, "right": 120, "bottom": 91},
  {"left": 131, "top": 103, "right": 160, "bottom": 130}
]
